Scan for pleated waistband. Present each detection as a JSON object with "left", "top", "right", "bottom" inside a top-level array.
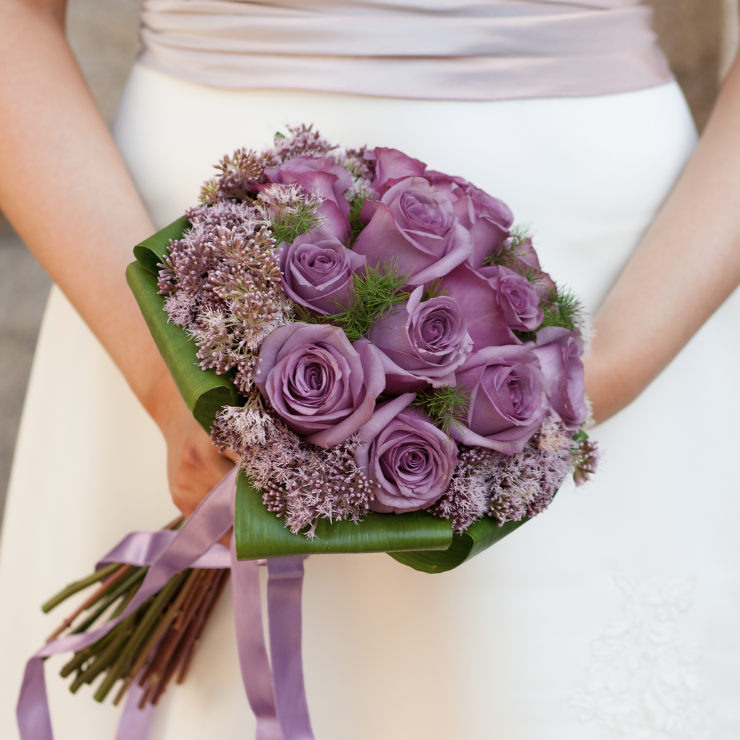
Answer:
[{"left": 138, "top": 0, "right": 673, "bottom": 100}]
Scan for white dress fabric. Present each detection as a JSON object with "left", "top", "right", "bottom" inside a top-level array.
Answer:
[{"left": 3, "top": 63, "right": 740, "bottom": 740}]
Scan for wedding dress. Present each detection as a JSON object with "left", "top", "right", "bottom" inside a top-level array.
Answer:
[{"left": 3, "top": 2, "right": 739, "bottom": 738}]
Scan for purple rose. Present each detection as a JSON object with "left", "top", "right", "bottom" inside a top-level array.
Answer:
[
  {"left": 470, "top": 235, "right": 555, "bottom": 301},
  {"left": 279, "top": 229, "right": 366, "bottom": 315},
  {"left": 438, "top": 264, "right": 520, "bottom": 350},
  {"left": 265, "top": 156, "right": 353, "bottom": 242},
  {"left": 353, "top": 177, "right": 472, "bottom": 286},
  {"left": 485, "top": 264, "right": 543, "bottom": 333},
  {"left": 509, "top": 237, "right": 556, "bottom": 299},
  {"left": 355, "top": 394, "right": 458, "bottom": 513},
  {"left": 426, "top": 172, "right": 514, "bottom": 268},
  {"left": 366, "top": 147, "right": 427, "bottom": 194},
  {"left": 451, "top": 345, "right": 550, "bottom": 454},
  {"left": 254, "top": 323, "right": 385, "bottom": 448},
  {"left": 530, "top": 327, "right": 587, "bottom": 431},
  {"left": 464, "top": 184, "right": 514, "bottom": 268},
  {"left": 368, "top": 286, "right": 473, "bottom": 393}
]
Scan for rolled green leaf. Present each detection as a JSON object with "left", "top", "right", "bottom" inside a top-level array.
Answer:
[
  {"left": 235, "top": 471, "right": 528, "bottom": 571},
  {"left": 126, "top": 261, "right": 242, "bottom": 433},
  {"left": 133, "top": 215, "right": 191, "bottom": 276},
  {"left": 389, "top": 517, "right": 527, "bottom": 574},
  {"left": 235, "top": 471, "right": 453, "bottom": 559}
]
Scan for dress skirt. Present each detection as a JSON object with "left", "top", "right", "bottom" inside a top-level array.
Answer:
[{"left": 3, "top": 63, "right": 739, "bottom": 739}]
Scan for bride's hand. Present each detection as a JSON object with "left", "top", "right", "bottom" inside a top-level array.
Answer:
[
  {"left": 165, "top": 411, "right": 236, "bottom": 518},
  {"left": 153, "top": 380, "right": 237, "bottom": 518}
]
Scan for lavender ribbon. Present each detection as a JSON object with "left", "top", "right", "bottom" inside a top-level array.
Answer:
[{"left": 17, "top": 467, "right": 315, "bottom": 740}]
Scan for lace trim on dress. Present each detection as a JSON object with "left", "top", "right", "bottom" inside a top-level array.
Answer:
[{"left": 570, "top": 574, "right": 707, "bottom": 740}]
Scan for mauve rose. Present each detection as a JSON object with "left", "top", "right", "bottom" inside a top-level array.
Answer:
[
  {"left": 353, "top": 177, "right": 472, "bottom": 286},
  {"left": 368, "top": 286, "right": 472, "bottom": 393},
  {"left": 265, "top": 156, "right": 353, "bottom": 242},
  {"left": 530, "top": 327, "right": 587, "bottom": 431},
  {"left": 464, "top": 184, "right": 515, "bottom": 267},
  {"left": 366, "top": 147, "right": 427, "bottom": 194},
  {"left": 451, "top": 345, "right": 550, "bottom": 455},
  {"left": 438, "top": 264, "right": 520, "bottom": 350},
  {"left": 469, "top": 234, "right": 555, "bottom": 301},
  {"left": 426, "top": 172, "right": 514, "bottom": 268},
  {"left": 254, "top": 323, "right": 385, "bottom": 448},
  {"left": 279, "top": 229, "right": 366, "bottom": 315},
  {"left": 487, "top": 264, "right": 543, "bottom": 332},
  {"left": 355, "top": 394, "right": 458, "bottom": 513}
]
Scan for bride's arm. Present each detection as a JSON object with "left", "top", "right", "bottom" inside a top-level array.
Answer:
[
  {"left": 585, "top": 48, "right": 740, "bottom": 424},
  {"left": 0, "top": 0, "right": 233, "bottom": 514}
]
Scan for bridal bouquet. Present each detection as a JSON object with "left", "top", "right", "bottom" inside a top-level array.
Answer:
[
  {"left": 133, "top": 123, "right": 598, "bottom": 570},
  {"left": 34, "top": 125, "right": 598, "bottom": 719}
]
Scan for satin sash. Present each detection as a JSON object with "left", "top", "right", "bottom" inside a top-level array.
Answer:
[{"left": 138, "top": 0, "right": 672, "bottom": 100}]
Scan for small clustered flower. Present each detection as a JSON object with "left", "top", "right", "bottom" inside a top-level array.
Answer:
[
  {"left": 212, "top": 399, "right": 374, "bottom": 536},
  {"left": 244, "top": 423, "right": 374, "bottom": 537},
  {"left": 211, "top": 393, "right": 274, "bottom": 452},
  {"left": 431, "top": 414, "right": 577, "bottom": 531},
  {"left": 158, "top": 200, "right": 293, "bottom": 393},
  {"left": 339, "top": 146, "right": 375, "bottom": 182},
  {"left": 270, "top": 123, "right": 336, "bottom": 162},
  {"left": 572, "top": 435, "right": 600, "bottom": 487}
]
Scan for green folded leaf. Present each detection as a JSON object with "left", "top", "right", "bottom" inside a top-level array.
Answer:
[
  {"left": 389, "top": 516, "right": 527, "bottom": 574},
  {"left": 235, "top": 470, "right": 528, "bottom": 571},
  {"left": 126, "top": 261, "right": 242, "bottom": 433},
  {"left": 133, "top": 215, "right": 191, "bottom": 276},
  {"left": 235, "top": 471, "right": 454, "bottom": 559}
]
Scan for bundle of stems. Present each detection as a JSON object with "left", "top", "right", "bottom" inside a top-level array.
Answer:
[{"left": 42, "top": 517, "right": 230, "bottom": 709}]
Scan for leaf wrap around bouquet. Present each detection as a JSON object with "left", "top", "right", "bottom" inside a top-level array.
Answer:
[{"left": 128, "top": 220, "right": 528, "bottom": 573}]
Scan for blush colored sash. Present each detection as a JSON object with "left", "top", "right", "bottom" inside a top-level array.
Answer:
[{"left": 138, "top": 0, "right": 672, "bottom": 100}]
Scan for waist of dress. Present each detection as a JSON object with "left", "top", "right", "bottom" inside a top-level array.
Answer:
[{"left": 137, "top": 0, "right": 673, "bottom": 101}]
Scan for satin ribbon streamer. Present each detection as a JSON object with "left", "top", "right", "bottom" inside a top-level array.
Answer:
[{"left": 17, "top": 467, "right": 315, "bottom": 740}]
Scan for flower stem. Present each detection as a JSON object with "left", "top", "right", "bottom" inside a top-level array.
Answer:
[
  {"left": 177, "top": 570, "right": 230, "bottom": 685},
  {"left": 69, "top": 617, "right": 135, "bottom": 693},
  {"left": 42, "top": 562, "right": 122, "bottom": 614},
  {"left": 93, "top": 571, "right": 187, "bottom": 703}
]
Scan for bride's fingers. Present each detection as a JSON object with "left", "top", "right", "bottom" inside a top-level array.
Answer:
[{"left": 167, "top": 427, "right": 235, "bottom": 517}]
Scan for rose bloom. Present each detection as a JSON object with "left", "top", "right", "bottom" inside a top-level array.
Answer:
[
  {"left": 368, "top": 286, "right": 472, "bottom": 393},
  {"left": 451, "top": 345, "right": 550, "bottom": 454},
  {"left": 425, "top": 171, "right": 556, "bottom": 300},
  {"left": 254, "top": 323, "right": 385, "bottom": 448},
  {"left": 426, "top": 171, "right": 514, "bottom": 268},
  {"left": 438, "top": 263, "right": 542, "bottom": 346},
  {"left": 265, "top": 155, "right": 353, "bottom": 242},
  {"left": 530, "top": 327, "right": 587, "bottom": 431},
  {"left": 485, "top": 264, "right": 543, "bottom": 333},
  {"left": 438, "top": 264, "right": 520, "bottom": 350},
  {"left": 366, "top": 147, "right": 427, "bottom": 193},
  {"left": 353, "top": 177, "right": 472, "bottom": 286},
  {"left": 279, "top": 229, "right": 366, "bottom": 315},
  {"left": 470, "top": 235, "right": 555, "bottom": 301},
  {"left": 355, "top": 394, "right": 458, "bottom": 513}
]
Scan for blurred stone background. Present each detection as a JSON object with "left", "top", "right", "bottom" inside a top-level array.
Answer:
[{"left": 0, "top": 0, "right": 739, "bottom": 525}]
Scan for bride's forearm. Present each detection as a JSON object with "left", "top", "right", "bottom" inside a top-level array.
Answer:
[
  {"left": 585, "top": 51, "right": 740, "bottom": 424},
  {"left": 0, "top": 0, "right": 185, "bottom": 430}
]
